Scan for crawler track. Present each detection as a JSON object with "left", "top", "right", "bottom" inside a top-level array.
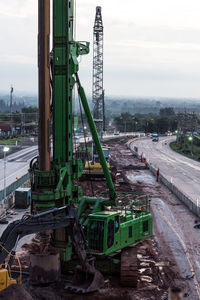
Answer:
[{"left": 120, "top": 247, "right": 138, "bottom": 287}]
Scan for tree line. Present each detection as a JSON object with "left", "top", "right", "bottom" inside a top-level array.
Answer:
[
  {"left": 0, "top": 106, "right": 38, "bottom": 124},
  {"left": 0, "top": 99, "right": 25, "bottom": 112},
  {"left": 114, "top": 107, "right": 178, "bottom": 134}
]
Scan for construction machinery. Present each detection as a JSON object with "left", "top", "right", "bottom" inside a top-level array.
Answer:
[
  {"left": 83, "top": 145, "right": 111, "bottom": 177},
  {"left": 0, "top": 0, "right": 152, "bottom": 294},
  {"left": 83, "top": 6, "right": 110, "bottom": 178},
  {"left": 0, "top": 206, "right": 104, "bottom": 292},
  {"left": 92, "top": 6, "right": 104, "bottom": 137}
]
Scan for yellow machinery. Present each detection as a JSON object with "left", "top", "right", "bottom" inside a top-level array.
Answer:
[
  {"left": 0, "top": 265, "right": 17, "bottom": 291},
  {"left": 83, "top": 146, "right": 111, "bottom": 177},
  {"left": 0, "top": 206, "right": 104, "bottom": 293},
  {"left": 0, "top": 243, "right": 21, "bottom": 291},
  {"left": 84, "top": 160, "right": 110, "bottom": 177}
]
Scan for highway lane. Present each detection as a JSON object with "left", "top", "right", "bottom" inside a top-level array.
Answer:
[
  {"left": 78, "top": 132, "right": 144, "bottom": 143},
  {"left": 130, "top": 136, "right": 200, "bottom": 205},
  {"left": 0, "top": 146, "right": 38, "bottom": 190}
]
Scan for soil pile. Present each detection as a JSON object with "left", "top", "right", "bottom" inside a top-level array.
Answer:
[{"left": 0, "top": 284, "right": 33, "bottom": 300}]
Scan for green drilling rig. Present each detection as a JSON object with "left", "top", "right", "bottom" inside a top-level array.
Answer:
[
  {"left": 32, "top": 0, "right": 153, "bottom": 290},
  {"left": 0, "top": 0, "right": 152, "bottom": 294}
]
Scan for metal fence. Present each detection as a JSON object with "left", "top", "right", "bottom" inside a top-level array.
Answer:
[{"left": 0, "top": 173, "right": 30, "bottom": 201}]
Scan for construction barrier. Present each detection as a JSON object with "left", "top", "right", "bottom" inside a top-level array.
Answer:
[
  {"left": 0, "top": 172, "right": 30, "bottom": 202},
  {"left": 128, "top": 139, "right": 200, "bottom": 218}
]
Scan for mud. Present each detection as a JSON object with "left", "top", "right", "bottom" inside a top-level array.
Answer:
[
  {"left": 2, "top": 136, "right": 199, "bottom": 299},
  {"left": 0, "top": 284, "right": 33, "bottom": 300},
  {"left": 30, "top": 252, "right": 61, "bottom": 284},
  {"left": 19, "top": 237, "right": 175, "bottom": 300}
]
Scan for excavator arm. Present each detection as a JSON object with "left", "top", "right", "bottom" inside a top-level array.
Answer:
[
  {"left": 0, "top": 207, "right": 67, "bottom": 263},
  {"left": 0, "top": 206, "right": 104, "bottom": 293}
]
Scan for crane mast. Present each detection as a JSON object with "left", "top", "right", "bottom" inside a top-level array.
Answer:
[{"left": 92, "top": 6, "right": 104, "bottom": 138}]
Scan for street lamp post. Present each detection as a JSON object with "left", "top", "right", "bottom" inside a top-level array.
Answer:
[
  {"left": 3, "top": 146, "right": 9, "bottom": 218},
  {"left": 188, "top": 136, "right": 193, "bottom": 156}
]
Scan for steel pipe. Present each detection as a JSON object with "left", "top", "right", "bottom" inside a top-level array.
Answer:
[{"left": 38, "top": 0, "right": 51, "bottom": 171}]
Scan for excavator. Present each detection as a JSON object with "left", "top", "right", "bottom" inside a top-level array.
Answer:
[{"left": 0, "top": 0, "right": 152, "bottom": 294}]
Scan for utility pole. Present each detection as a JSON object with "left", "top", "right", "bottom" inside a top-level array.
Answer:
[
  {"left": 92, "top": 6, "right": 104, "bottom": 140},
  {"left": 21, "top": 113, "right": 25, "bottom": 135},
  {"left": 10, "top": 85, "right": 14, "bottom": 136},
  {"left": 2, "top": 146, "right": 9, "bottom": 220}
]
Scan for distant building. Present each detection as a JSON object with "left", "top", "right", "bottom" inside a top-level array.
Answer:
[
  {"left": 0, "top": 123, "right": 12, "bottom": 136},
  {"left": 0, "top": 122, "right": 37, "bottom": 136}
]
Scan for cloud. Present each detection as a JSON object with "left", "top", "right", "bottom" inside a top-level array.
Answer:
[
  {"left": 0, "top": 54, "right": 35, "bottom": 65},
  {"left": 1, "top": 0, "right": 200, "bottom": 98},
  {"left": 0, "top": 61, "right": 37, "bottom": 94},
  {"left": 0, "top": 0, "right": 37, "bottom": 18}
]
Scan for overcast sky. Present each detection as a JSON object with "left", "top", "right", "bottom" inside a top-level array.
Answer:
[{"left": 1, "top": 0, "right": 200, "bottom": 98}]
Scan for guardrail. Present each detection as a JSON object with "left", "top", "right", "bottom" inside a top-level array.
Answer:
[
  {"left": 128, "top": 139, "right": 200, "bottom": 218},
  {"left": 0, "top": 173, "right": 30, "bottom": 202}
]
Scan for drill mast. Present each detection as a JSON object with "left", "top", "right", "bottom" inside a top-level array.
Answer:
[{"left": 32, "top": 0, "right": 116, "bottom": 249}]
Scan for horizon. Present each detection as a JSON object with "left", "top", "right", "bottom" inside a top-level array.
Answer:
[{"left": 1, "top": 91, "right": 200, "bottom": 103}]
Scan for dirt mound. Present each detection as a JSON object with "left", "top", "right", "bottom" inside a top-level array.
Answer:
[{"left": 0, "top": 284, "right": 33, "bottom": 300}]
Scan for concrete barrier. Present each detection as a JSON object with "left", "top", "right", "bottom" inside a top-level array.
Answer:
[
  {"left": 0, "top": 173, "right": 30, "bottom": 216},
  {"left": 128, "top": 140, "right": 200, "bottom": 218}
]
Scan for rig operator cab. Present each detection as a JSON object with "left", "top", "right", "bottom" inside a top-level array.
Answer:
[{"left": 87, "top": 211, "right": 152, "bottom": 255}]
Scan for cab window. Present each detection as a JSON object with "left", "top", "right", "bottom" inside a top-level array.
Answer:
[
  {"left": 115, "top": 216, "right": 119, "bottom": 233},
  {"left": 107, "top": 219, "right": 114, "bottom": 248}
]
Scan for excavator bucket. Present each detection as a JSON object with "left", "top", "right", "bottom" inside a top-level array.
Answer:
[{"left": 65, "top": 264, "right": 104, "bottom": 293}]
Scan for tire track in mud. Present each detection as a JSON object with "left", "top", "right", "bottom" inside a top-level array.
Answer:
[
  {"left": 155, "top": 205, "right": 200, "bottom": 299},
  {"left": 109, "top": 138, "right": 200, "bottom": 298}
]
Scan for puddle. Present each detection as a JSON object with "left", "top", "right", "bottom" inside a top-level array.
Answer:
[{"left": 126, "top": 170, "right": 156, "bottom": 184}]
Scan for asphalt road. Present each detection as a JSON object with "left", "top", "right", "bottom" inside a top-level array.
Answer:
[
  {"left": 78, "top": 132, "right": 144, "bottom": 143},
  {"left": 0, "top": 146, "right": 38, "bottom": 190},
  {"left": 130, "top": 136, "right": 200, "bottom": 205}
]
